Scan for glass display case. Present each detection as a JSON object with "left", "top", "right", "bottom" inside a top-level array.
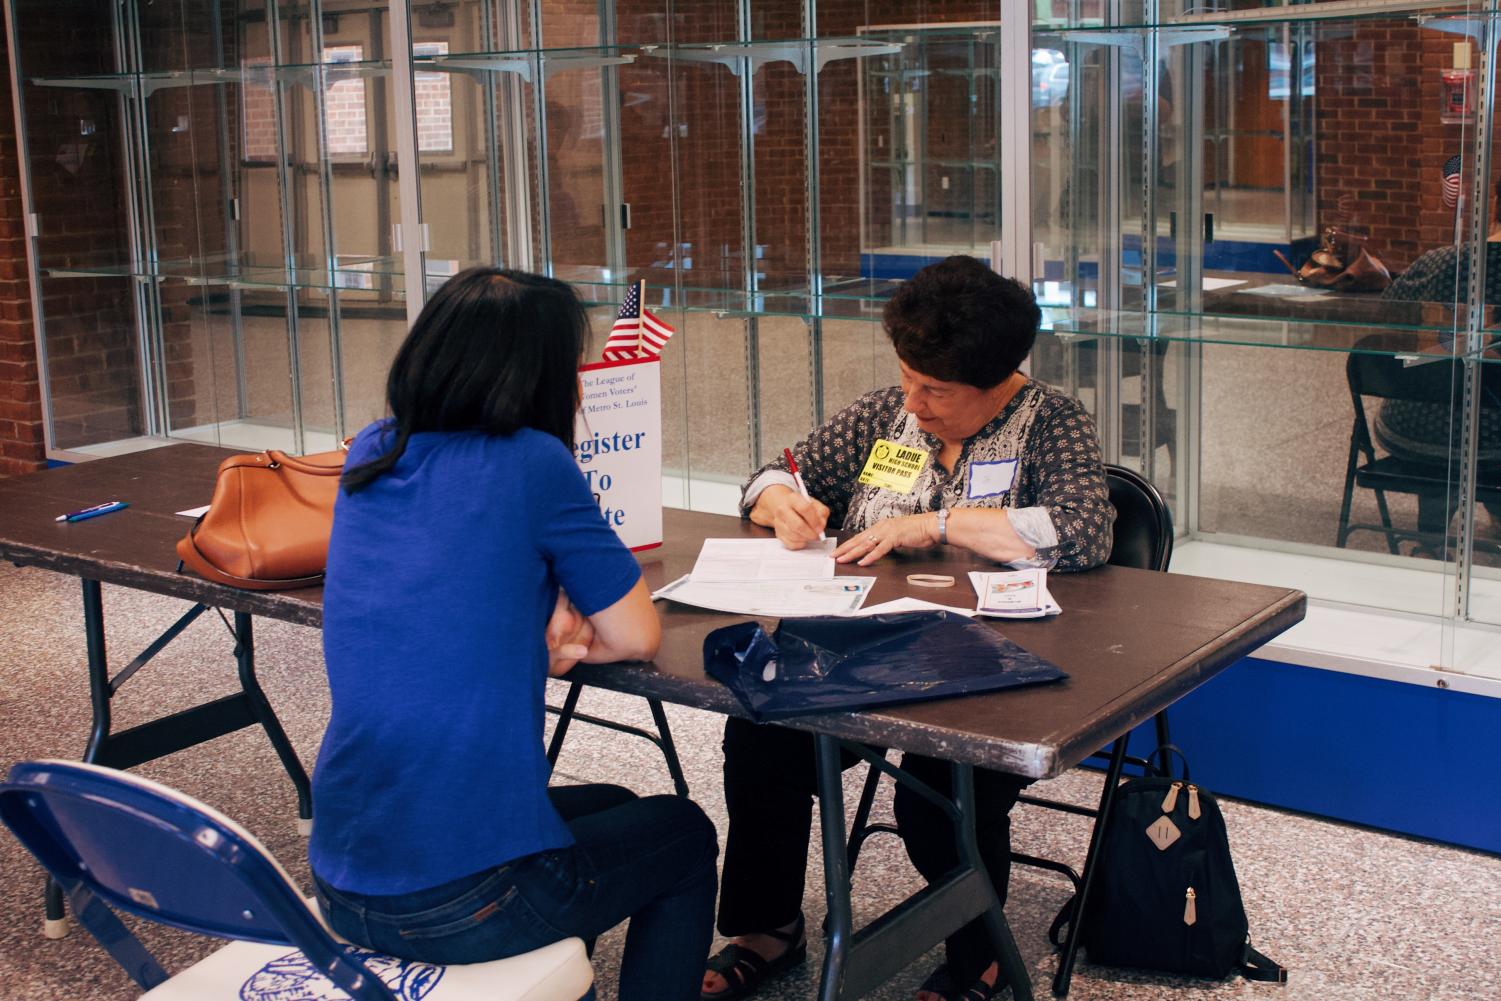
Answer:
[
  {"left": 1027, "top": 0, "right": 1501, "bottom": 673},
  {"left": 6, "top": 0, "right": 1498, "bottom": 680}
]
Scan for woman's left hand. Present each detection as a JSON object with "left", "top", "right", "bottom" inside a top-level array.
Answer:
[{"left": 834, "top": 513, "right": 938, "bottom": 566}]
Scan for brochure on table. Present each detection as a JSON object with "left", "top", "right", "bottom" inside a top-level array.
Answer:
[
  {"left": 575, "top": 356, "right": 661, "bottom": 551},
  {"left": 968, "top": 569, "right": 1062, "bottom": 618}
]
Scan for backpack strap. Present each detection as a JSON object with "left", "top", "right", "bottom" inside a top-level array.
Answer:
[
  {"left": 1241, "top": 943, "right": 1287, "bottom": 983},
  {"left": 1144, "top": 743, "right": 1191, "bottom": 781}
]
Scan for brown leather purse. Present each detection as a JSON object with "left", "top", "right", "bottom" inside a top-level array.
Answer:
[
  {"left": 176, "top": 446, "right": 347, "bottom": 590},
  {"left": 1274, "top": 226, "right": 1392, "bottom": 292}
]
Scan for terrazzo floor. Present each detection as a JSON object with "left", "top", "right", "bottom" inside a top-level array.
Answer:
[{"left": 0, "top": 559, "right": 1498, "bottom": 1001}]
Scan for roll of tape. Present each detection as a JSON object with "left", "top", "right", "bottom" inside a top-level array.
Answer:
[{"left": 906, "top": 573, "right": 955, "bottom": 588}]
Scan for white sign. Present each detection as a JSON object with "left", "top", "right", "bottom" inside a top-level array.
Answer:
[{"left": 574, "top": 357, "right": 662, "bottom": 551}]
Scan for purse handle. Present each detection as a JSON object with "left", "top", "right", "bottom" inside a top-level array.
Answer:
[{"left": 175, "top": 527, "right": 325, "bottom": 591}]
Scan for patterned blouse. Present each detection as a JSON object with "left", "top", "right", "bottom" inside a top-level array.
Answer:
[
  {"left": 1379, "top": 242, "right": 1501, "bottom": 465},
  {"left": 742, "top": 381, "right": 1114, "bottom": 571}
]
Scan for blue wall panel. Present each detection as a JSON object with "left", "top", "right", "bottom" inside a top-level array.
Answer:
[{"left": 1115, "top": 657, "right": 1501, "bottom": 854}]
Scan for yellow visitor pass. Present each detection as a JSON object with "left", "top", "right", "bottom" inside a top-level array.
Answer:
[{"left": 857, "top": 439, "right": 929, "bottom": 494}]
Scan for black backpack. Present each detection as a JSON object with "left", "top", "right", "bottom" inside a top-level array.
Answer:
[{"left": 1050, "top": 748, "right": 1286, "bottom": 983}]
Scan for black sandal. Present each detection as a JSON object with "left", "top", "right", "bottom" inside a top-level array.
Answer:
[
  {"left": 917, "top": 963, "right": 1002, "bottom": 1001},
  {"left": 701, "top": 914, "right": 807, "bottom": 1001}
]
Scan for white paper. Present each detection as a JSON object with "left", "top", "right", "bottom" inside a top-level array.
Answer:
[
  {"left": 176, "top": 505, "right": 211, "bottom": 518},
  {"left": 1160, "top": 276, "right": 1247, "bottom": 291},
  {"left": 854, "top": 597, "right": 975, "bottom": 617},
  {"left": 1238, "top": 283, "right": 1329, "bottom": 299},
  {"left": 967, "top": 570, "right": 1062, "bottom": 619},
  {"left": 689, "top": 537, "right": 836, "bottom": 582},
  {"left": 653, "top": 574, "right": 875, "bottom": 617}
]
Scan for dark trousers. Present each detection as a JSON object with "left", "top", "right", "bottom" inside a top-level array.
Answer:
[
  {"left": 316, "top": 784, "right": 718, "bottom": 1001},
  {"left": 716, "top": 718, "right": 1027, "bottom": 985}
]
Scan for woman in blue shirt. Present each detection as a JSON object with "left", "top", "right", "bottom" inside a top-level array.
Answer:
[{"left": 310, "top": 268, "right": 718, "bottom": 1001}]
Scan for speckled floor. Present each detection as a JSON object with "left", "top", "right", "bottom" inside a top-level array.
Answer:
[{"left": 1, "top": 559, "right": 1499, "bottom": 1001}]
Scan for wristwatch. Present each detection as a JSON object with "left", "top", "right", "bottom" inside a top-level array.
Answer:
[{"left": 936, "top": 507, "right": 950, "bottom": 545}]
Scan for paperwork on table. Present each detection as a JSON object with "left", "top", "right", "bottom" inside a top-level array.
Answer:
[
  {"left": 854, "top": 596, "right": 974, "bottom": 617},
  {"left": 654, "top": 574, "right": 876, "bottom": 616},
  {"left": 1159, "top": 276, "right": 1248, "bottom": 292},
  {"left": 968, "top": 569, "right": 1061, "bottom": 619},
  {"left": 1237, "top": 283, "right": 1330, "bottom": 299},
  {"left": 689, "top": 537, "right": 836, "bottom": 581},
  {"left": 656, "top": 537, "right": 875, "bottom": 616}
]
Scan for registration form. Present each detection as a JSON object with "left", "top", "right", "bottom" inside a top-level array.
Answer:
[{"left": 688, "top": 537, "right": 836, "bottom": 581}]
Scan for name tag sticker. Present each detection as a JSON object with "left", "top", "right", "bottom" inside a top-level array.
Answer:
[
  {"left": 967, "top": 459, "right": 1017, "bottom": 499},
  {"left": 857, "top": 439, "right": 929, "bottom": 494}
]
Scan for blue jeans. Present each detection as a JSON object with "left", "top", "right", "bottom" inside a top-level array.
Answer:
[{"left": 315, "top": 785, "right": 718, "bottom": 1001}]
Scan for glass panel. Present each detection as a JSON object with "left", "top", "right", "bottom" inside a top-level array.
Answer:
[
  {"left": 14, "top": 0, "right": 146, "bottom": 450},
  {"left": 1469, "top": 345, "right": 1501, "bottom": 629},
  {"left": 672, "top": 311, "right": 754, "bottom": 512},
  {"left": 858, "top": 25, "right": 1003, "bottom": 280},
  {"left": 1193, "top": 340, "right": 1452, "bottom": 631},
  {"left": 32, "top": 275, "right": 146, "bottom": 451},
  {"left": 820, "top": 317, "right": 901, "bottom": 417},
  {"left": 639, "top": 47, "right": 741, "bottom": 293}
]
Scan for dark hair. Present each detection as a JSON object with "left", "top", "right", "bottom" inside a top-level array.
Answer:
[
  {"left": 882, "top": 255, "right": 1041, "bottom": 388},
  {"left": 342, "top": 267, "right": 590, "bottom": 491}
]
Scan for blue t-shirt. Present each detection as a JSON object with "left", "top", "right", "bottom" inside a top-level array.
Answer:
[{"left": 309, "top": 422, "right": 643, "bottom": 895}]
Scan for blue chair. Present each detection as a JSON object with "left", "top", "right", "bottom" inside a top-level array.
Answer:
[{"left": 0, "top": 760, "right": 595, "bottom": 1000}]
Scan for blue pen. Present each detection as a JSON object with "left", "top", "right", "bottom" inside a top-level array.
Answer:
[{"left": 54, "top": 500, "right": 128, "bottom": 523}]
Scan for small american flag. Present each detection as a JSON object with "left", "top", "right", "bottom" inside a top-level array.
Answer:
[
  {"left": 1442, "top": 154, "right": 1463, "bottom": 210},
  {"left": 600, "top": 281, "right": 675, "bottom": 361}
]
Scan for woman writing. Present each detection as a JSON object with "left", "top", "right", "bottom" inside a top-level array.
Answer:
[
  {"left": 703, "top": 256, "right": 1112, "bottom": 1001},
  {"left": 310, "top": 268, "right": 718, "bottom": 1001}
]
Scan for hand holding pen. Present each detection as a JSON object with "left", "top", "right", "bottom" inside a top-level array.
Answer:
[
  {"left": 748, "top": 448, "right": 829, "bottom": 551},
  {"left": 55, "top": 500, "right": 129, "bottom": 523}
]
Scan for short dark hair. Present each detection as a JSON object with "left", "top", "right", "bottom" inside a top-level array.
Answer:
[
  {"left": 342, "top": 267, "right": 590, "bottom": 491},
  {"left": 882, "top": 255, "right": 1041, "bottom": 388}
]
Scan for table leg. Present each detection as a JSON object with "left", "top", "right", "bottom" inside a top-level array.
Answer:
[
  {"left": 815, "top": 735, "right": 855, "bottom": 1001},
  {"left": 232, "top": 612, "right": 312, "bottom": 831},
  {"left": 813, "top": 740, "right": 1034, "bottom": 1001},
  {"left": 951, "top": 763, "right": 1032, "bottom": 1001},
  {"left": 1050, "top": 736, "right": 1129, "bottom": 997},
  {"left": 44, "top": 579, "right": 110, "bottom": 938}
]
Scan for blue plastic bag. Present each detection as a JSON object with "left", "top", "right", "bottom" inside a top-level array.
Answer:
[{"left": 703, "top": 610, "right": 1066, "bottom": 722}]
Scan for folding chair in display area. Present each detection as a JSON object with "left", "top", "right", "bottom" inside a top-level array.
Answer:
[{"left": 0, "top": 760, "right": 595, "bottom": 1001}]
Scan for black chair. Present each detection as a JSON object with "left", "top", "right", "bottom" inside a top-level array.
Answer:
[
  {"left": 1336, "top": 342, "right": 1501, "bottom": 555},
  {"left": 842, "top": 464, "right": 1175, "bottom": 996},
  {"left": 545, "top": 688, "right": 690, "bottom": 797}
]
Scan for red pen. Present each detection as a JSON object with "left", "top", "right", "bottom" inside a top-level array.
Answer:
[{"left": 784, "top": 448, "right": 827, "bottom": 541}]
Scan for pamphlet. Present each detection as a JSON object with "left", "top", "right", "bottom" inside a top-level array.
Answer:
[{"left": 968, "top": 569, "right": 1062, "bottom": 619}]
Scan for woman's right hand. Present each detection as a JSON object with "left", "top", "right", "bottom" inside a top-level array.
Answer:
[
  {"left": 750, "top": 484, "right": 831, "bottom": 550},
  {"left": 546, "top": 590, "right": 594, "bottom": 677}
]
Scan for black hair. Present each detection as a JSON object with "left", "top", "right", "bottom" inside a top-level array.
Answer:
[
  {"left": 342, "top": 267, "right": 590, "bottom": 492},
  {"left": 882, "top": 255, "right": 1041, "bottom": 388}
]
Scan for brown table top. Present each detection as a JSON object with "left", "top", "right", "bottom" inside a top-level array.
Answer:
[{"left": 0, "top": 443, "right": 1305, "bottom": 779}]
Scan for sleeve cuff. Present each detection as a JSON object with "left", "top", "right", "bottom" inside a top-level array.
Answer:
[
  {"left": 741, "top": 469, "right": 799, "bottom": 515},
  {"left": 1006, "top": 506, "right": 1061, "bottom": 569}
]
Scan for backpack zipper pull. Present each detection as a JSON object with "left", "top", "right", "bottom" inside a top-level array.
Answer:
[
  {"left": 1184, "top": 887, "right": 1197, "bottom": 926},
  {"left": 1187, "top": 784, "right": 1201, "bottom": 820},
  {"left": 1161, "top": 781, "right": 1182, "bottom": 813}
]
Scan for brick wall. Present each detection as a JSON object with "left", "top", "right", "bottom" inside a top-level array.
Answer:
[
  {"left": 0, "top": 15, "right": 44, "bottom": 474},
  {"left": 1316, "top": 22, "right": 1485, "bottom": 272}
]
